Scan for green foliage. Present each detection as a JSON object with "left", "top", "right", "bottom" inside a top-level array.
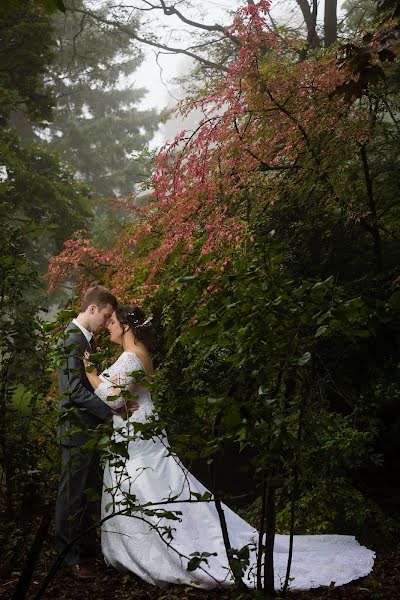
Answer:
[
  {"left": 0, "top": 1, "right": 93, "bottom": 276},
  {"left": 187, "top": 551, "right": 218, "bottom": 572},
  {"left": 40, "top": 0, "right": 65, "bottom": 13},
  {"left": 0, "top": 219, "right": 57, "bottom": 565},
  {"left": 255, "top": 67, "right": 400, "bottom": 282},
  {"left": 0, "top": 128, "right": 92, "bottom": 272},
  {"left": 147, "top": 234, "right": 399, "bottom": 538},
  {"left": 2, "top": 0, "right": 66, "bottom": 14},
  {"left": 0, "top": 0, "right": 55, "bottom": 125}
]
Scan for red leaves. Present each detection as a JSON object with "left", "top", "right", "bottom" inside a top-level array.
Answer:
[
  {"left": 138, "top": 20, "right": 349, "bottom": 280},
  {"left": 47, "top": 1, "right": 394, "bottom": 300},
  {"left": 46, "top": 230, "right": 120, "bottom": 293}
]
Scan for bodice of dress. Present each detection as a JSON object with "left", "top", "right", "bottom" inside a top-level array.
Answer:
[{"left": 94, "top": 352, "right": 155, "bottom": 425}]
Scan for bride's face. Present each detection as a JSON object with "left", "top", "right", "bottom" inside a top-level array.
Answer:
[{"left": 107, "top": 312, "right": 124, "bottom": 345}]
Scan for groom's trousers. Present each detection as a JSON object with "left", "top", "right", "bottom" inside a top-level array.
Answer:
[{"left": 55, "top": 444, "right": 102, "bottom": 565}]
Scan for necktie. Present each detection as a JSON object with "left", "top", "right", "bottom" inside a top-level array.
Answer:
[{"left": 89, "top": 337, "right": 97, "bottom": 353}]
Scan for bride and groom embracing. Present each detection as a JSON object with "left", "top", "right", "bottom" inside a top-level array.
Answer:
[{"left": 55, "top": 284, "right": 375, "bottom": 590}]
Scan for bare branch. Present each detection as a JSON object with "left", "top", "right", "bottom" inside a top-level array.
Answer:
[
  {"left": 154, "top": 51, "right": 181, "bottom": 103},
  {"left": 68, "top": 6, "right": 230, "bottom": 72},
  {"left": 158, "top": 0, "right": 240, "bottom": 46},
  {"left": 186, "top": 36, "right": 227, "bottom": 52}
]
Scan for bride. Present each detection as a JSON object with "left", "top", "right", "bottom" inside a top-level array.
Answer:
[{"left": 83, "top": 304, "right": 375, "bottom": 591}]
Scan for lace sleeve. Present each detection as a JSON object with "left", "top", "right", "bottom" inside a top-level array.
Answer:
[{"left": 94, "top": 353, "right": 143, "bottom": 409}]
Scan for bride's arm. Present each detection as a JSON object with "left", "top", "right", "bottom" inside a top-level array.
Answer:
[{"left": 83, "top": 352, "right": 135, "bottom": 412}]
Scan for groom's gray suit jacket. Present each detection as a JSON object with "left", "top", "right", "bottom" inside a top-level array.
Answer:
[{"left": 57, "top": 323, "right": 111, "bottom": 446}]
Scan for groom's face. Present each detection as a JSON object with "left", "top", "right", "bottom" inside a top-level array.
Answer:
[{"left": 88, "top": 303, "right": 114, "bottom": 332}]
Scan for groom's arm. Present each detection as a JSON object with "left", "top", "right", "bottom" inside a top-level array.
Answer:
[{"left": 58, "top": 332, "right": 111, "bottom": 421}]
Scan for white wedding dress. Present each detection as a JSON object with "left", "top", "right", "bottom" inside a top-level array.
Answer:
[{"left": 94, "top": 351, "right": 375, "bottom": 591}]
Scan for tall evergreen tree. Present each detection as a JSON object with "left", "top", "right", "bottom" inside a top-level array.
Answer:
[
  {"left": 48, "top": 0, "right": 159, "bottom": 198},
  {"left": 0, "top": 0, "right": 91, "bottom": 271}
]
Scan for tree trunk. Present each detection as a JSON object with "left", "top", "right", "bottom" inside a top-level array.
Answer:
[
  {"left": 257, "top": 477, "right": 267, "bottom": 589},
  {"left": 263, "top": 481, "right": 276, "bottom": 598},
  {"left": 324, "top": 0, "right": 338, "bottom": 47},
  {"left": 296, "top": 0, "right": 320, "bottom": 52},
  {"left": 215, "top": 498, "right": 248, "bottom": 590}
]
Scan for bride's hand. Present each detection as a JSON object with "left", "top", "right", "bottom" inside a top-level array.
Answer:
[{"left": 83, "top": 350, "right": 97, "bottom": 374}]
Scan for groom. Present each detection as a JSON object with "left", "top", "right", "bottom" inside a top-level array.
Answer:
[{"left": 55, "top": 284, "right": 120, "bottom": 580}]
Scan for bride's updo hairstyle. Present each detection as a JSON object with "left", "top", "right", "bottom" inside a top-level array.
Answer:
[{"left": 115, "top": 304, "right": 153, "bottom": 350}]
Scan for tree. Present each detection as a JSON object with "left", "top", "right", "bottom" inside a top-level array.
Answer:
[
  {"left": 0, "top": 0, "right": 54, "bottom": 126},
  {"left": 3, "top": 0, "right": 159, "bottom": 199},
  {"left": 47, "top": 0, "right": 400, "bottom": 289},
  {"left": 47, "top": 0, "right": 159, "bottom": 197},
  {"left": 65, "top": 0, "right": 242, "bottom": 75},
  {"left": 340, "top": 0, "right": 376, "bottom": 35},
  {"left": 324, "top": 0, "right": 338, "bottom": 45},
  {"left": 0, "top": 129, "right": 92, "bottom": 271},
  {"left": 0, "top": 0, "right": 92, "bottom": 270},
  {"left": 292, "top": 0, "right": 338, "bottom": 48}
]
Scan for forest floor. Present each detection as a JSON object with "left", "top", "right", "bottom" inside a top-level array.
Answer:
[{"left": 1, "top": 529, "right": 399, "bottom": 600}]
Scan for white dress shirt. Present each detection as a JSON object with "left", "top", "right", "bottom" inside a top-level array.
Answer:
[{"left": 72, "top": 319, "right": 93, "bottom": 344}]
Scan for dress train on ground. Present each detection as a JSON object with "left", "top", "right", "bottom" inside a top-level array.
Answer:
[{"left": 95, "top": 352, "right": 375, "bottom": 590}]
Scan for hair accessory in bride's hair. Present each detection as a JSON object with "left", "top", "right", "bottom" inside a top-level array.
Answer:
[
  {"left": 136, "top": 316, "right": 152, "bottom": 328},
  {"left": 127, "top": 311, "right": 152, "bottom": 328}
]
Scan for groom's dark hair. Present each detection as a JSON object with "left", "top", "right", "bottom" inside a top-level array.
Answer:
[{"left": 81, "top": 284, "right": 117, "bottom": 312}]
